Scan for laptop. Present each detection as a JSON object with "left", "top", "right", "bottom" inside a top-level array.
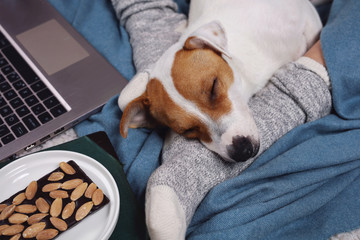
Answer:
[{"left": 0, "top": 0, "right": 128, "bottom": 161}]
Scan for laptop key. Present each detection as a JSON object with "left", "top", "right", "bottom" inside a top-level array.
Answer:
[
  {"left": 31, "top": 81, "right": 46, "bottom": 92},
  {"left": 0, "top": 37, "right": 10, "bottom": 49},
  {"left": 37, "top": 88, "right": 53, "bottom": 100},
  {"left": 19, "top": 87, "right": 32, "bottom": 98},
  {"left": 2, "top": 46, "right": 40, "bottom": 84},
  {"left": 44, "top": 96, "right": 59, "bottom": 109},
  {"left": 0, "top": 58, "right": 8, "bottom": 67},
  {"left": 1, "top": 65, "right": 14, "bottom": 75},
  {"left": 2, "top": 133, "right": 15, "bottom": 144},
  {"left": 38, "top": 112, "right": 53, "bottom": 124},
  {"left": 4, "top": 89, "right": 17, "bottom": 100},
  {"left": 0, "top": 82, "right": 11, "bottom": 92},
  {"left": 0, "top": 125, "right": 10, "bottom": 137},
  {"left": 16, "top": 105, "right": 30, "bottom": 117},
  {"left": 5, "top": 114, "right": 19, "bottom": 126},
  {"left": 0, "top": 96, "right": 6, "bottom": 108},
  {"left": 0, "top": 74, "right": 5, "bottom": 82},
  {"left": 50, "top": 105, "right": 67, "bottom": 117},
  {"left": 0, "top": 105, "right": 13, "bottom": 117},
  {"left": 11, "top": 122, "right": 28, "bottom": 138},
  {"left": 25, "top": 95, "right": 39, "bottom": 107},
  {"left": 10, "top": 97, "right": 24, "bottom": 109},
  {"left": 6, "top": 72, "right": 20, "bottom": 82},
  {"left": 32, "top": 103, "right": 46, "bottom": 115},
  {"left": 13, "top": 79, "right": 27, "bottom": 90},
  {"left": 23, "top": 114, "right": 40, "bottom": 130}
]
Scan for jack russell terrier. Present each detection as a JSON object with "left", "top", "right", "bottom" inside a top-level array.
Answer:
[{"left": 118, "top": 0, "right": 322, "bottom": 162}]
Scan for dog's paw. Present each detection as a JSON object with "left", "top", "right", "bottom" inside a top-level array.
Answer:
[{"left": 146, "top": 185, "right": 186, "bottom": 240}]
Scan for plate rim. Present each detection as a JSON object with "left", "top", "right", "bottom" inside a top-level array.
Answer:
[{"left": 0, "top": 150, "right": 120, "bottom": 240}]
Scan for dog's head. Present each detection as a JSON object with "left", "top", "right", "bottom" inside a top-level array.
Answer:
[{"left": 119, "top": 21, "right": 260, "bottom": 162}]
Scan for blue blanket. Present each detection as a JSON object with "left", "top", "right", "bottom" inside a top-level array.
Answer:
[{"left": 49, "top": 0, "right": 360, "bottom": 239}]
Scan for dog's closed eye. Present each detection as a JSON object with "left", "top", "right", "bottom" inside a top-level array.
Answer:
[
  {"left": 210, "top": 77, "right": 218, "bottom": 101},
  {"left": 182, "top": 127, "right": 198, "bottom": 138}
]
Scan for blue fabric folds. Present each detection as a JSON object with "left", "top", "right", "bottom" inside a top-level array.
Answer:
[
  {"left": 49, "top": 0, "right": 360, "bottom": 239},
  {"left": 188, "top": 1, "right": 360, "bottom": 239}
]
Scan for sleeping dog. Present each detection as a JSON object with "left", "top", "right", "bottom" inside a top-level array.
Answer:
[{"left": 118, "top": 0, "right": 322, "bottom": 162}]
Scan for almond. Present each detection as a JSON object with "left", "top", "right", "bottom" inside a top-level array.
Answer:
[
  {"left": 1, "top": 224, "right": 24, "bottom": 236},
  {"left": 70, "top": 182, "right": 88, "bottom": 201},
  {"left": 62, "top": 201, "right": 75, "bottom": 220},
  {"left": 50, "top": 217, "right": 68, "bottom": 231},
  {"left": 25, "top": 181, "right": 38, "bottom": 200},
  {"left": 49, "top": 190, "right": 69, "bottom": 199},
  {"left": 15, "top": 204, "right": 37, "bottom": 214},
  {"left": 35, "top": 198, "right": 50, "bottom": 213},
  {"left": 12, "top": 192, "right": 26, "bottom": 205},
  {"left": 36, "top": 229, "right": 59, "bottom": 240},
  {"left": 92, "top": 188, "right": 104, "bottom": 206},
  {"left": 42, "top": 183, "right": 61, "bottom": 192},
  {"left": 23, "top": 222, "right": 46, "bottom": 238},
  {"left": 50, "top": 198, "right": 62, "bottom": 217},
  {"left": 0, "top": 204, "right": 16, "bottom": 220},
  {"left": 59, "top": 162, "right": 76, "bottom": 175},
  {"left": 48, "top": 172, "right": 65, "bottom": 181},
  {"left": 0, "top": 224, "right": 10, "bottom": 234},
  {"left": 75, "top": 201, "right": 93, "bottom": 221},
  {"left": 27, "top": 213, "right": 48, "bottom": 225},
  {"left": 9, "top": 233, "right": 21, "bottom": 240},
  {"left": 61, "top": 178, "right": 83, "bottom": 190},
  {"left": 0, "top": 203, "right": 7, "bottom": 212},
  {"left": 8, "top": 213, "right": 29, "bottom": 224},
  {"left": 84, "top": 182, "right": 97, "bottom": 198}
]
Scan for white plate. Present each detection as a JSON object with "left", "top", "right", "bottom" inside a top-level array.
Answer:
[{"left": 0, "top": 150, "right": 120, "bottom": 240}]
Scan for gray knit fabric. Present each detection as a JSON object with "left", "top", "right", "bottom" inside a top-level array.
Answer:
[
  {"left": 111, "top": 0, "right": 187, "bottom": 72},
  {"left": 148, "top": 62, "right": 332, "bottom": 225}
]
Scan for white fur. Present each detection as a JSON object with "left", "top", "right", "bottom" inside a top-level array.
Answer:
[
  {"left": 119, "top": 0, "right": 322, "bottom": 162},
  {"left": 118, "top": 71, "right": 150, "bottom": 111}
]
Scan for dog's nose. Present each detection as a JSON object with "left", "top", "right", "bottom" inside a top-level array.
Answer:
[{"left": 226, "top": 136, "right": 259, "bottom": 162}]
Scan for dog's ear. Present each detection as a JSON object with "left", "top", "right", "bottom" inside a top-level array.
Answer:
[
  {"left": 184, "top": 21, "right": 230, "bottom": 57},
  {"left": 118, "top": 72, "right": 150, "bottom": 111},
  {"left": 120, "top": 94, "right": 155, "bottom": 138}
]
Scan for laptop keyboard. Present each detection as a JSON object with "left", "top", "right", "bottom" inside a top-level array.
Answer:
[{"left": 0, "top": 31, "right": 67, "bottom": 147}]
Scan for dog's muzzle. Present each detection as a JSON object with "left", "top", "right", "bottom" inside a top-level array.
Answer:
[{"left": 226, "top": 135, "right": 260, "bottom": 162}]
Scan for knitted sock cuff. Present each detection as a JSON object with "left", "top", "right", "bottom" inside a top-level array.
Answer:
[{"left": 296, "top": 56, "right": 331, "bottom": 88}]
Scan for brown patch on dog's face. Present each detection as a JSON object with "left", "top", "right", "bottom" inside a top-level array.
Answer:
[
  {"left": 122, "top": 48, "right": 234, "bottom": 143},
  {"left": 171, "top": 48, "right": 233, "bottom": 120},
  {"left": 146, "top": 78, "right": 212, "bottom": 142}
]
